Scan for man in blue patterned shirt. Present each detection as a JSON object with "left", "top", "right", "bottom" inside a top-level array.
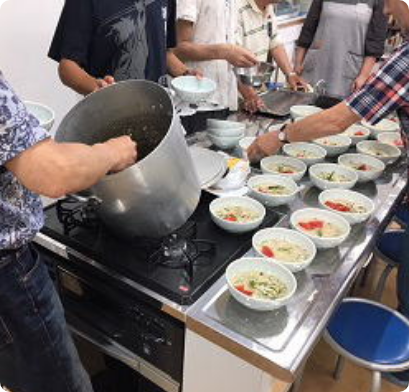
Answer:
[
  {"left": 248, "top": 0, "right": 409, "bottom": 387},
  {"left": 0, "top": 73, "right": 137, "bottom": 391}
]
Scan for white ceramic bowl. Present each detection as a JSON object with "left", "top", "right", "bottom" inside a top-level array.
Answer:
[
  {"left": 226, "top": 257, "right": 297, "bottom": 311},
  {"left": 207, "top": 119, "right": 244, "bottom": 129},
  {"left": 343, "top": 124, "right": 371, "bottom": 145},
  {"left": 252, "top": 228, "right": 317, "bottom": 272},
  {"left": 309, "top": 163, "right": 358, "bottom": 190},
  {"left": 362, "top": 119, "right": 400, "bottom": 138},
  {"left": 313, "top": 135, "right": 352, "bottom": 157},
  {"left": 356, "top": 140, "right": 401, "bottom": 165},
  {"left": 208, "top": 133, "right": 244, "bottom": 150},
  {"left": 319, "top": 189, "right": 375, "bottom": 224},
  {"left": 338, "top": 153, "right": 385, "bottom": 183},
  {"left": 24, "top": 101, "right": 55, "bottom": 131},
  {"left": 247, "top": 174, "right": 299, "bottom": 207},
  {"left": 377, "top": 132, "right": 404, "bottom": 150},
  {"left": 290, "top": 208, "right": 351, "bottom": 249},
  {"left": 282, "top": 142, "right": 327, "bottom": 166},
  {"left": 290, "top": 105, "right": 323, "bottom": 120},
  {"left": 171, "top": 76, "right": 216, "bottom": 104},
  {"left": 209, "top": 196, "right": 266, "bottom": 233},
  {"left": 260, "top": 156, "right": 307, "bottom": 182},
  {"left": 207, "top": 126, "right": 245, "bottom": 137}
]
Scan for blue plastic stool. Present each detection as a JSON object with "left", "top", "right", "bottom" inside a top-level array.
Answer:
[
  {"left": 325, "top": 298, "right": 409, "bottom": 392},
  {"left": 394, "top": 203, "right": 409, "bottom": 228},
  {"left": 373, "top": 229, "right": 405, "bottom": 300}
]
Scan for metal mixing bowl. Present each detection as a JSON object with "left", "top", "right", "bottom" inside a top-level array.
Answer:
[{"left": 234, "top": 62, "right": 275, "bottom": 88}]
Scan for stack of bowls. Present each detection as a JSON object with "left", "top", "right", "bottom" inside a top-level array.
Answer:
[
  {"left": 207, "top": 119, "right": 246, "bottom": 149},
  {"left": 24, "top": 101, "right": 55, "bottom": 131}
]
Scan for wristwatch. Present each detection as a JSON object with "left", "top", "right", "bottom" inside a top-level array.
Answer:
[{"left": 277, "top": 124, "right": 290, "bottom": 144}]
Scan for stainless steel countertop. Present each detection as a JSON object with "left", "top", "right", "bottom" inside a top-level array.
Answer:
[{"left": 184, "top": 117, "right": 408, "bottom": 382}]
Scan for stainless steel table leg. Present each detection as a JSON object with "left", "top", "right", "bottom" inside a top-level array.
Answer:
[
  {"left": 290, "top": 361, "right": 306, "bottom": 392},
  {"left": 333, "top": 355, "right": 345, "bottom": 380},
  {"left": 370, "top": 371, "right": 381, "bottom": 392}
]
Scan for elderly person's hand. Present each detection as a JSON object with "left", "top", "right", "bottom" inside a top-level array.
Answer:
[
  {"left": 287, "top": 73, "right": 309, "bottom": 91},
  {"left": 247, "top": 131, "right": 282, "bottom": 163}
]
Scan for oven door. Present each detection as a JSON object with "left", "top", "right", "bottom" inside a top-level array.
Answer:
[{"left": 38, "top": 245, "right": 183, "bottom": 392}]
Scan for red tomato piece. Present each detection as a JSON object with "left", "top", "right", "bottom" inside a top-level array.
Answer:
[
  {"left": 355, "top": 131, "right": 365, "bottom": 136},
  {"left": 225, "top": 215, "right": 237, "bottom": 222},
  {"left": 235, "top": 285, "right": 253, "bottom": 296},
  {"left": 325, "top": 201, "right": 351, "bottom": 212},
  {"left": 261, "top": 246, "right": 275, "bottom": 258},
  {"left": 299, "top": 220, "right": 324, "bottom": 230}
]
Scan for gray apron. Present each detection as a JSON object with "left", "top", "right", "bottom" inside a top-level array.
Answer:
[{"left": 302, "top": 0, "right": 373, "bottom": 98}]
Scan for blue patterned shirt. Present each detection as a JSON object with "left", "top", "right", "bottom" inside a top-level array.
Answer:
[{"left": 0, "top": 73, "right": 49, "bottom": 250}]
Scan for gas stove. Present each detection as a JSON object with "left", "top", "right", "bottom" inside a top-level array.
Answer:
[{"left": 40, "top": 193, "right": 282, "bottom": 306}]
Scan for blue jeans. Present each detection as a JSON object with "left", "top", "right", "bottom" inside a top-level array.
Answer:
[{"left": 0, "top": 245, "right": 93, "bottom": 392}]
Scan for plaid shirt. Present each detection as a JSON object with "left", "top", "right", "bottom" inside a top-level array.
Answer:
[{"left": 346, "top": 43, "right": 409, "bottom": 129}]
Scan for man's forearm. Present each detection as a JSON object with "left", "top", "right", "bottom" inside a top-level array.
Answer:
[
  {"left": 6, "top": 139, "right": 116, "bottom": 198},
  {"left": 358, "top": 56, "right": 376, "bottom": 79},
  {"left": 271, "top": 45, "right": 293, "bottom": 77},
  {"left": 286, "top": 102, "right": 361, "bottom": 142},
  {"left": 58, "top": 59, "right": 99, "bottom": 95},
  {"left": 174, "top": 42, "right": 228, "bottom": 63}
]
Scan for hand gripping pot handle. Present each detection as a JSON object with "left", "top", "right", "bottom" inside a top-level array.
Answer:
[{"left": 55, "top": 80, "right": 201, "bottom": 238}]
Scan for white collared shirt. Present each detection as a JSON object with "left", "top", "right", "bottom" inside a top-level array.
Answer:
[
  {"left": 236, "top": 0, "right": 282, "bottom": 62},
  {"left": 177, "top": 0, "right": 238, "bottom": 110}
]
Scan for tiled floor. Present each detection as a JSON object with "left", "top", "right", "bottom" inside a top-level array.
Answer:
[{"left": 301, "top": 255, "right": 403, "bottom": 392}]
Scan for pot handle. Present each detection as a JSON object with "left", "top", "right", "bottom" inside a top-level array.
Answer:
[{"left": 67, "top": 193, "right": 103, "bottom": 206}]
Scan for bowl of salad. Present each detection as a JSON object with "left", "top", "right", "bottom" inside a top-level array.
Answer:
[
  {"left": 319, "top": 189, "right": 375, "bottom": 224},
  {"left": 309, "top": 163, "right": 358, "bottom": 190},
  {"left": 361, "top": 119, "right": 400, "bottom": 138},
  {"left": 313, "top": 135, "right": 352, "bottom": 157},
  {"left": 226, "top": 257, "right": 297, "bottom": 311},
  {"left": 338, "top": 153, "right": 385, "bottom": 182},
  {"left": 290, "top": 208, "right": 351, "bottom": 249},
  {"left": 247, "top": 174, "right": 299, "bottom": 207},
  {"left": 377, "top": 132, "right": 404, "bottom": 150},
  {"left": 356, "top": 141, "right": 401, "bottom": 165},
  {"left": 282, "top": 142, "right": 327, "bottom": 166},
  {"left": 252, "top": 228, "right": 317, "bottom": 272},
  {"left": 260, "top": 156, "right": 307, "bottom": 182},
  {"left": 343, "top": 124, "right": 370, "bottom": 145},
  {"left": 209, "top": 196, "right": 266, "bottom": 234}
]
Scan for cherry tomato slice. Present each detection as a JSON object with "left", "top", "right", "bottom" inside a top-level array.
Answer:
[
  {"left": 235, "top": 285, "right": 253, "bottom": 296},
  {"left": 261, "top": 246, "right": 275, "bottom": 258}
]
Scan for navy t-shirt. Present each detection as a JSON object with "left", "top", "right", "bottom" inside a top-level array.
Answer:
[{"left": 49, "top": 0, "right": 176, "bottom": 82}]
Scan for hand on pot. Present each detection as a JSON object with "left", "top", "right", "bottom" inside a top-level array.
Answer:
[
  {"left": 104, "top": 136, "right": 137, "bottom": 173},
  {"left": 225, "top": 45, "right": 258, "bottom": 68},
  {"left": 94, "top": 75, "right": 115, "bottom": 92}
]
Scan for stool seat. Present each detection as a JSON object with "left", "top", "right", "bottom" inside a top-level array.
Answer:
[
  {"left": 394, "top": 204, "right": 409, "bottom": 227},
  {"left": 327, "top": 299, "right": 409, "bottom": 368},
  {"left": 375, "top": 230, "right": 405, "bottom": 265}
]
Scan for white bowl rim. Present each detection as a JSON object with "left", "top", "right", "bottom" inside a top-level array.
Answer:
[
  {"left": 209, "top": 196, "right": 266, "bottom": 226},
  {"left": 318, "top": 189, "right": 375, "bottom": 216},
  {"left": 309, "top": 163, "right": 359, "bottom": 183},
  {"left": 24, "top": 100, "right": 55, "bottom": 123},
  {"left": 248, "top": 174, "right": 300, "bottom": 197},
  {"left": 338, "top": 153, "right": 386, "bottom": 172},
  {"left": 252, "top": 227, "right": 317, "bottom": 265},
  {"left": 356, "top": 140, "right": 401, "bottom": 158},
  {"left": 171, "top": 75, "right": 217, "bottom": 92},
  {"left": 290, "top": 207, "right": 351, "bottom": 238},
  {"left": 283, "top": 142, "right": 327, "bottom": 158},
  {"left": 226, "top": 257, "right": 297, "bottom": 304}
]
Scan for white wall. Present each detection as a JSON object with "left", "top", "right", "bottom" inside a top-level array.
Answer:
[{"left": 0, "top": 0, "right": 79, "bottom": 132}]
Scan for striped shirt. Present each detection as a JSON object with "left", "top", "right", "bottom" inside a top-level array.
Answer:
[
  {"left": 346, "top": 43, "right": 409, "bottom": 126},
  {"left": 236, "top": 0, "right": 282, "bottom": 62}
]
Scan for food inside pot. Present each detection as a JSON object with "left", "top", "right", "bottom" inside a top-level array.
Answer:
[
  {"left": 216, "top": 206, "right": 260, "bottom": 223},
  {"left": 324, "top": 200, "right": 367, "bottom": 213},
  {"left": 298, "top": 219, "right": 344, "bottom": 238},
  {"left": 255, "top": 184, "right": 291, "bottom": 195},
  {"left": 259, "top": 239, "right": 310, "bottom": 262},
  {"left": 269, "top": 164, "right": 299, "bottom": 174},
  {"left": 318, "top": 171, "right": 349, "bottom": 182},
  {"left": 233, "top": 271, "right": 288, "bottom": 300}
]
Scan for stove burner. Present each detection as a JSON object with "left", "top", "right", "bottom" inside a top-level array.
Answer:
[{"left": 56, "top": 196, "right": 99, "bottom": 235}]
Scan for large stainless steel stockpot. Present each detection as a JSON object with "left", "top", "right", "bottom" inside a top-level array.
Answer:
[{"left": 55, "top": 80, "right": 201, "bottom": 238}]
